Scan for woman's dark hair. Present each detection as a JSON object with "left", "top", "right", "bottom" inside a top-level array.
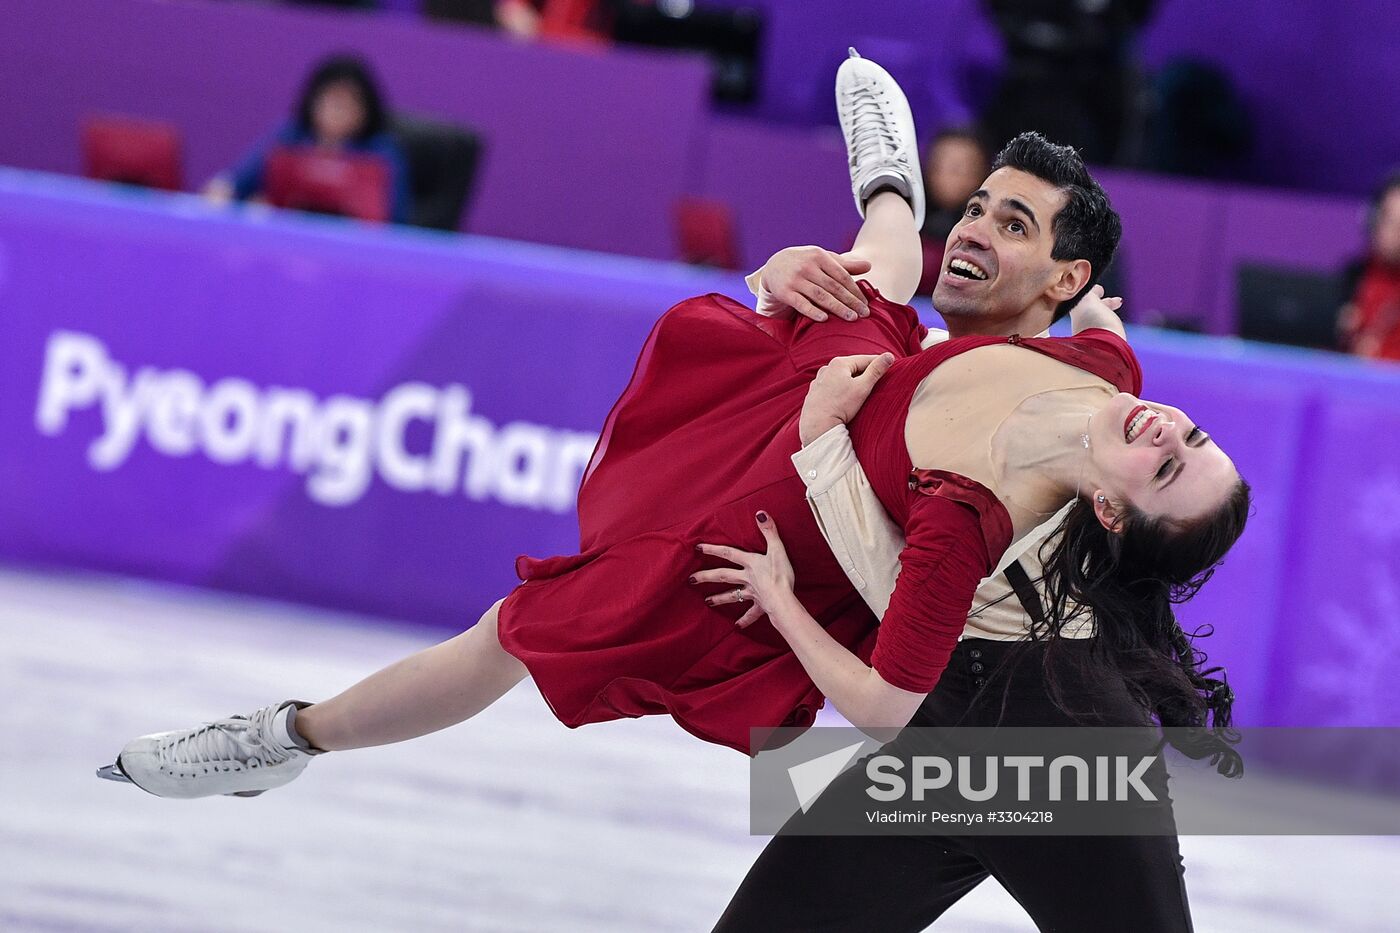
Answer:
[
  {"left": 929, "top": 125, "right": 991, "bottom": 161},
  {"left": 293, "top": 54, "right": 390, "bottom": 143},
  {"left": 991, "top": 132, "right": 1122, "bottom": 322},
  {"left": 1368, "top": 169, "right": 1400, "bottom": 235},
  {"left": 1035, "top": 477, "right": 1253, "bottom": 777}
]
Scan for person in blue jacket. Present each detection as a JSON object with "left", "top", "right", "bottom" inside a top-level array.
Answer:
[{"left": 204, "top": 54, "right": 410, "bottom": 223}]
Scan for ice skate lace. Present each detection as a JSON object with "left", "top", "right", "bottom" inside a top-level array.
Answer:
[
  {"left": 843, "top": 81, "right": 909, "bottom": 172},
  {"left": 158, "top": 704, "right": 293, "bottom": 772}
]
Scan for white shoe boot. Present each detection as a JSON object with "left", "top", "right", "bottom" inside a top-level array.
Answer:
[
  {"left": 836, "top": 48, "right": 925, "bottom": 229},
  {"left": 99, "top": 700, "right": 321, "bottom": 799}
]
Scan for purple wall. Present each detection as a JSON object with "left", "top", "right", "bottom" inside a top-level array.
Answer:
[
  {"left": 2, "top": 169, "right": 1398, "bottom": 728},
  {"left": 705, "top": 0, "right": 1400, "bottom": 197},
  {"left": 1138, "top": 0, "right": 1400, "bottom": 195},
  {"left": 702, "top": 0, "right": 1002, "bottom": 133},
  {"left": 0, "top": 0, "right": 1374, "bottom": 329},
  {"left": 695, "top": 117, "right": 853, "bottom": 273},
  {"left": 0, "top": 0, "right": 711, "bottom": 260},
  {"left": 0, "top": 169, "right": 724, "bottom": 625},
  {"left": 1095, "top": 169, "right": 1367, "bottom": 334}
]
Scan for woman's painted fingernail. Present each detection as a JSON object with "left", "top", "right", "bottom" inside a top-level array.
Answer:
[
  {"left": 688, "top": 576, "right": 697, "bottom": 584},
  {"left": 695, "top": 544, "right": 704, "bottom": 553},
  {"left": 757, "top": 511, "right": 769, "bottom": 523}
]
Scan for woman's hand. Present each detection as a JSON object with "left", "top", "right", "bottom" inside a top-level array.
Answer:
[
  {"left": 1068, "top": 284, "right": 1126, "bottom": 338},
  {"left": 698, "top": 514, "right": 926, "bottom": 736},
  {"left": 694, "top": 512, "right": 799, "bottom": 629},
  {"left": 202, "top": 177, "right": 235, "bottom": 206},
  {"left": 799, "top": 352, "right": 895, "bottom": 444}
]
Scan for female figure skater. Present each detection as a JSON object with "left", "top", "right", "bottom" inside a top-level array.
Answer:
[
  {"left": 202, "top": 54, "right": 411, "bottom": 223},
  {"left": 101, "top": 55, "right": 1248, "bottom": 799}
]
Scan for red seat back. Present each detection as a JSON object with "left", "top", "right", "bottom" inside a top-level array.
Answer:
[
  {"left": 82, "top": 116, "right": 184, "bottom": 191},
  {"left": 675, "top": 196, "right": 742, "bottom": 270},
  {"left": 263, "top": 146, "right": 391, "bottom": 223}
]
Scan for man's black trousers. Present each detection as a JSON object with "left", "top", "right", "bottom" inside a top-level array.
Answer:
[{"left": 713, "top": 638, "right": 1194, "bottom": 933}]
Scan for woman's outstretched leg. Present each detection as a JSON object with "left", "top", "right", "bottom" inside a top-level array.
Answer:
[
  {"left": 296, "top": 599, "right": 526, "bottom": 751},
  {"left": 743, "top": 56, "right": 925, "bottom": 319},
  {"left": 100, "top": 598, "right": 527, "bottom": 798},
  {"left": 836, "top": 52, "right": 926, "bottom": 305},
  {"left": 845, "top": 190, "right": 922, "bottom": 305}
]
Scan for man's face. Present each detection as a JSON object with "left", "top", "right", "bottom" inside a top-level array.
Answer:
[
  {"left": 932, "top": 167, "right": 1078, "bottom": 335},
  {"left": 1373, "top": 189, "right": 1400, "bottom": 267}
]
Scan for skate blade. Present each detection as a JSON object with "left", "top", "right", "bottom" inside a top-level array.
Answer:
[{"left": 97, "top": 762, "right": 266, "bottom": 798}]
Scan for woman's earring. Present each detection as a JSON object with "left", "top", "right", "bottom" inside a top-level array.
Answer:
[{"left": 1096, "top": 494, "right": 1106, "bottom": 504}]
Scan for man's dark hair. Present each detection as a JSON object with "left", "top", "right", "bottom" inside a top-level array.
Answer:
[
  {"left": 294, "top": 54, "right": 390, "bottom": 143},
  {"left": 992, "top": 132, "right": 1122, "bottom": 321}
]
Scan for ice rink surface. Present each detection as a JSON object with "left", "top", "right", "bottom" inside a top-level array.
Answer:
[{"left": 2, "top": 565, "right": 1397, "bottom": 932}]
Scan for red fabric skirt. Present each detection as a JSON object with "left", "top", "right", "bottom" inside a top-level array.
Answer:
[{"left": 496, "top": 290, "right": 925, "bottom": 754}]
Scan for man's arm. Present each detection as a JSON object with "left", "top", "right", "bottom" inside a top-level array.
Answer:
[
  {"left": 792, "top": 423, "right": 903, "bottom": 617},
  {"left": 789, "top": 354, "right": 906, "bottom": 617}
]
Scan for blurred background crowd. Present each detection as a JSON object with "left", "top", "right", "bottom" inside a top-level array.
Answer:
[{"left": 29, "top": 0, "right": 1400, "bottom": 361}]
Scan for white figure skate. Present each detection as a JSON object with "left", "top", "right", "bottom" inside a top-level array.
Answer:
[
  {"left": 97, "top": 700, "right": 320, "bottom": 799},
  {"left": 836, "top": 48, "right": 926, "bottom": 229}
]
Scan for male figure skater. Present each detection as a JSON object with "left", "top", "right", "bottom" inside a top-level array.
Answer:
[{"left": 711, "top": 63, "right": 1196, "bottom": 933}]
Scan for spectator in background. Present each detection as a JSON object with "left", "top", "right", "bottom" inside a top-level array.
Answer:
[
  {"left": 1140, "top": 59, "right": 1252, "bottom": 181},
  {"left": 915, "top": 128, "right": 990, "bottom": 296},
  {"left": 423, "top": 0, "right": 542, "bottom": 38},
  {"left": 980, "top": 0, "right": 1155, "bottom": 165},
  {"left": 425, "top": 0, "right": 623, "bottom": 41},
  {"left": 203, "top": 55, "right": 410, "bottom": 223},
  {"left": 1339, "top": 172, "right": 1400, "bottom": 362}
]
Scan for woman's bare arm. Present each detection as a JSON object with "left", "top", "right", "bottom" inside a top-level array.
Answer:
[{"left": 695, "top": 516, "right": 924, "bottom": 740}]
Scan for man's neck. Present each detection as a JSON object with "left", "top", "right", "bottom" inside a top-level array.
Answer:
[{"left": 946, "top": 313, "right": 1049, "bottom": 339}]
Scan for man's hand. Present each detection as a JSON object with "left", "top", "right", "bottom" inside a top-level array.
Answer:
[
  {"left": 753, "top": 246, "right": 872, "bottom": 322},
  {"left": 799, "top": 353, "right": 896, "bottom": 445},
  {"left": 1068, "top": 284, "right": 1126, "bottom": 338}
]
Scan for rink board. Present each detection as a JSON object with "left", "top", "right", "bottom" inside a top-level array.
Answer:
[{"left": 2, "top": 169, "right": 1399, "bottom": 728}]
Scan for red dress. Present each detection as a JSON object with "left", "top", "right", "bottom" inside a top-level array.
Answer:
[{"left": 496, "top": 283, "right": 1141, "bottom": 754}]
